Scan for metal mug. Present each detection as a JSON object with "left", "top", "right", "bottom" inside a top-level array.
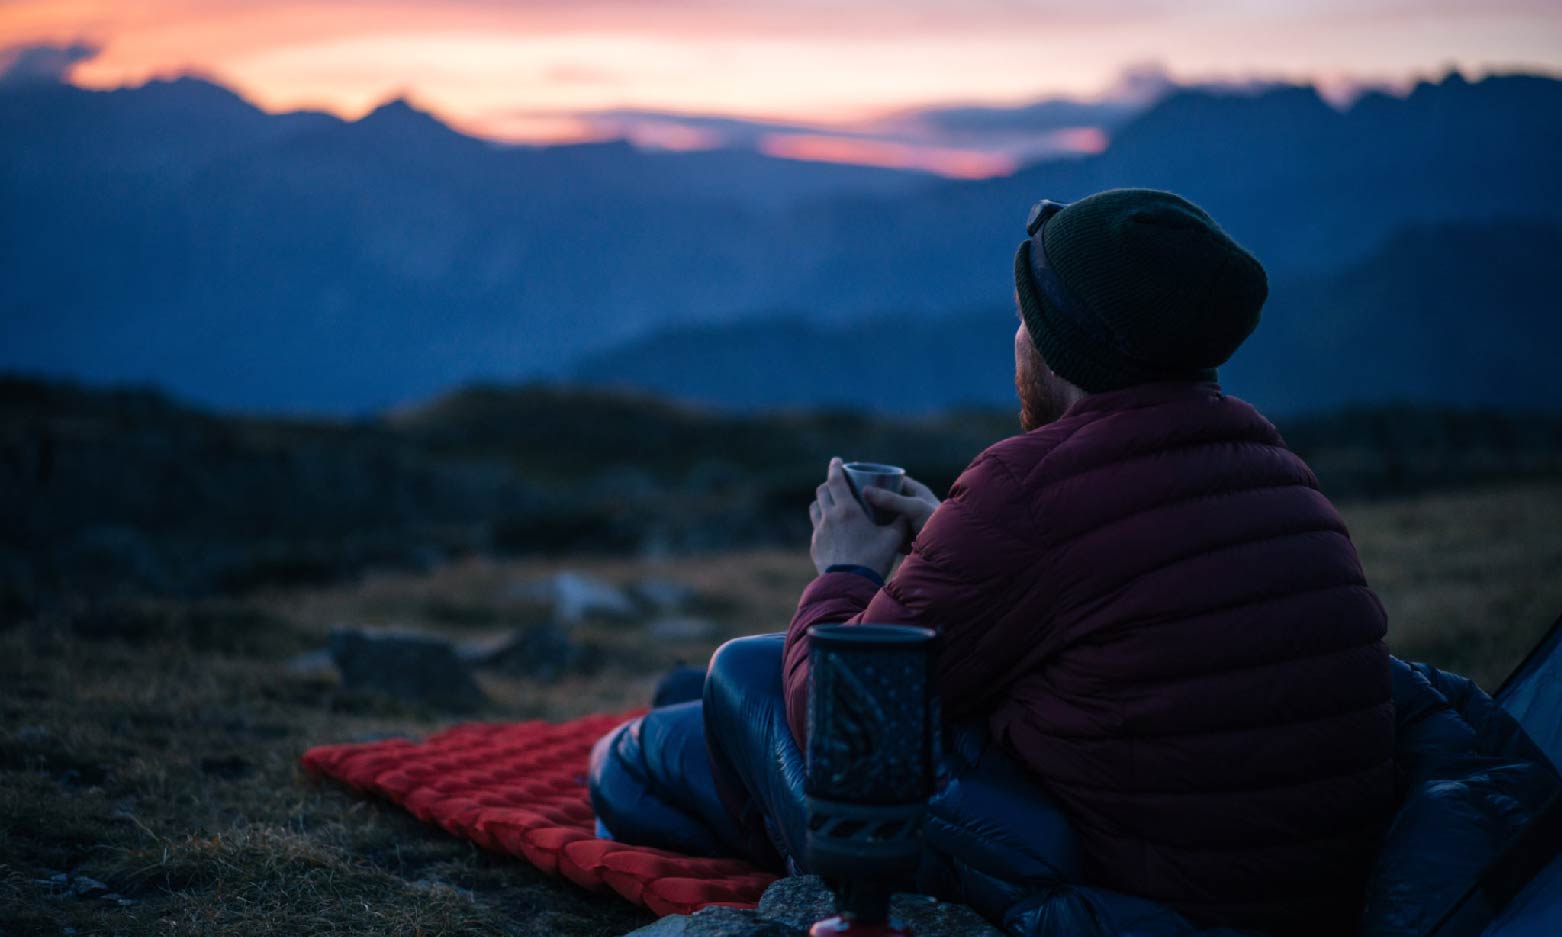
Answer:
[{"left": 842, "top": 462, "right": 907, "bottom": 526}]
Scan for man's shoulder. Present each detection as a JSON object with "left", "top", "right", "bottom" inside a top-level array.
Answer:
[
  {"left": 944, "top": 421, "right": 1087, "bottom": 526},
  {"left": 970, "top": 424, "right": 1077, "bottom": 484},
  {"left": 963, "top": 407, "right": 1104, "bottom": 491},
  {"left": 961, "top": 385, "right": 1304, "bottom": 497}
]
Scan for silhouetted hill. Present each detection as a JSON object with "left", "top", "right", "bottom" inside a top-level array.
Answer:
[
  {"left": 0, "top": 76, "right": 942, "bottom": 412},
  {"left": 574, "top": 314, "right": 1015, "bottom": 412},
  {"left": 1226, "top": 219, "right": 1562, "bottom": 413},
  {"left": 0, "top": 375, "right": 1011, "bottom": 606},
  {"left": 777, "top": 74, "right": 1562, "bottom": 322},
  {"left": 576, "top": 220, "right": 1562, "bottom": 415},
  {"left": 2, "top": 70, "right": 1560, "bottom": 412},
  {"left": 5, "top": 375, "right": 1561, "bottom": 610}
]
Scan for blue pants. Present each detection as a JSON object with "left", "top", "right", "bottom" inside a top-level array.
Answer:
[{"left": 588, "top": 634, "right": 1083, "bottom": 921}]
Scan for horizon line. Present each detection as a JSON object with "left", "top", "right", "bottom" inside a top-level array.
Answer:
[{"left": 18, "top": 59, "right": 1562, "bottom": 179}]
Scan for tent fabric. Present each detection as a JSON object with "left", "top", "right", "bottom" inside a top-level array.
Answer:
[
  {"left": 1358, "top": 662, "right": 1560, "bottom": 937},
  {"left": 1497, "top": 614, "right": 1562, "bottom": 772},
  {"left": 1481, "top": 849, "right": 1562, "bottom": 936},
  {"left": 299, "top": 711, "right": 777, "bottom": 916}
]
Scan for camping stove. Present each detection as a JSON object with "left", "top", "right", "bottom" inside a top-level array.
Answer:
[{"left": 804, "top": 623, "right": 938, "bottom": 937}]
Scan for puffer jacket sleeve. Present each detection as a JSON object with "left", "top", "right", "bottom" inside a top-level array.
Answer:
[{"left": 784, "top": 447, "right": 1046, "bottom": 746}]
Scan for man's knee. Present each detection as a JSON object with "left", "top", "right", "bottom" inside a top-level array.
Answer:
[
  {"left": 701, "top": 633, "right": 803, "bottom": 869},
  {"left": 703, "top": 633, "right": 786, "bottom": 727},
  {"left": 587, "top": 714, "right": 648, "bottom": 838},
  {"left": 588, "top": 702, "right": 737, "bottom": 857}
]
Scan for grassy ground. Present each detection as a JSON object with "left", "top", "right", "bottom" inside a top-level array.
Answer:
[
  {"left": 1352, "top": 481, "right": 1562, "bottom": 688},
  {"left": 3, "top": 483, "right": 1559, "bottom": 935}
]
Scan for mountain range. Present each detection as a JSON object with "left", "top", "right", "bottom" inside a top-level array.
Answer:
[
  {"left": 576, "top": 219, "right": 1562, "bottom": 415},
  {"left": 2, "top": 69, "right": 1560, "bottom": 414}
]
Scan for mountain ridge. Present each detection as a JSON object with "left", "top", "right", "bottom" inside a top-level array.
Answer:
[
  {"left": 2, "top": 69, "right": 1559, "bottom": 413},
  {"left": 575, "top": 218, "right": 1562, "bottom": 416}
]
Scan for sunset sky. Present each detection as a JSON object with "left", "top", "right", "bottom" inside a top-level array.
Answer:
[{"left": 3, "top": 0, "right": 1560, "bottom": 175}]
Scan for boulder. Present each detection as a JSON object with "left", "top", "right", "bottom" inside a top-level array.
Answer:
[
  {"left": 752, "top": 875, "right": 837, "bottom": 929},
  {"left": 623, "top": 876, "right": 1003, "bottom": 937},
  {"left": 286, "top": 648, "right": 335, "bottom": 677},
  {"left": 65, "top": 525, "right": 173, "bottom": 598},
  {"left": 621, "top": 906, "right": 799, "bottom": 937},
  {"left": 758, "top": 876, "right": 1002, "bottom": 937},
  {"left": 327, "top": 627, "right": 486, "bottom": 709},
  {"left": 647, "top": 616, "right": 719, "bottom": 642},
  {"left": 509, "top": 571, "right": 637, "bottom": 624},
  {"left": 631, "top": 577, "right": 699, "bottom": 613},
  {"left": 460, "top": 621, "right": 596, "bottom": 682}
]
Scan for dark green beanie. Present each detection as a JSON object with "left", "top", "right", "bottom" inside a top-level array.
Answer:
[{"left": 1013, "top": 188, "right": 1267, "bottom": 393}]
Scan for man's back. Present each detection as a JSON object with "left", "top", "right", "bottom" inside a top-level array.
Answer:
[{"left": 785, "top": 381, "right": 1394, "bottom": 934}]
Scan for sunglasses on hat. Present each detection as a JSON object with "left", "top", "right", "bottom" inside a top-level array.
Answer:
[{"left": 1025, "top": 198, "right": 1070, "bottom": 237}]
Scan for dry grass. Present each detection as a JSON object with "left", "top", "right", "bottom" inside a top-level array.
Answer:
[
  {"left": 2, "top": 483, "right": 1558, "bottom": 933},
  {"left": 1342, "top": 481, "right": 1562, "bottom": 689},
  {"left": 0, "top": 610, "right": 657, "bottom": 936}
]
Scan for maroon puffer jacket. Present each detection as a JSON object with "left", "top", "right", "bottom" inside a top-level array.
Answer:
[{"left": 785, "top": 381, "right": 1394, "bottom": 934}]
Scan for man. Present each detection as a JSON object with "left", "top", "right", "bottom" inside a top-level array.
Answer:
[
  {"left": 591, "top": 189, "right": 1395, "bottom": 935},
  {"left": 786, "top": 189, "right": 1393, "bottom": 933}
]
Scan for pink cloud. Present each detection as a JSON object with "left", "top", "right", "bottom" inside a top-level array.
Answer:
[{"left": 759, "top": 133, "right": 1016, "bottom": 178}]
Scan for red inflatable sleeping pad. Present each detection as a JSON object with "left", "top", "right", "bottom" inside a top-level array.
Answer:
[{"left": 300, "top": 710, "right": 778, "bottom": 916}]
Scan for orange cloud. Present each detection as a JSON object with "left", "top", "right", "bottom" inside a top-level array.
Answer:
[{"left": 3, "top": 0, "right": 1560, "bottom": 175}]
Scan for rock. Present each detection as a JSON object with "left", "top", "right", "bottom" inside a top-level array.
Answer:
[
  {"left": 285, "top": 648, "right": 335, "bottom": 676},
  {"left": 623, "top": 878, "right": 998, "bottom": 936},
  {"left": 757, "top": 876, "right": 1002, "bottom": 937},
  {"left": 754, "top": 875, "right": 836, "bottom": 929},
  {"left": 509, "top": 571, "right": 638, "bottom": 624},
  {"left": 461, "top": 622, "right": 593, "bottom": 682},
  {"left": 621, "top": 906, "right": 800, "bottom": 937},
  {"left": 647, "top": 616, "right": 718, "bottom": 641},
  {"left": 327, "top": 628, "right": 486, "bottom": 709},
  {"left": 631, "top": 577, "right": 698, "bottom": 613},
  {"left": 883, "top": 892, "right": 1004, "bottom": 937},
  {"left": 199, "top": 754, "right": 254, "bottom": 779},
  {"left": 38, "top": 873, "right": 111, "bottom": 898},
  {"left": 65, "top": 525, "right": 173, "bottom": 598}
]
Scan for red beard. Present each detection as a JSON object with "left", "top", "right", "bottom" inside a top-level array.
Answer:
[{"left": 1016, "top": 356, "right": 1071, "bottom": 431}]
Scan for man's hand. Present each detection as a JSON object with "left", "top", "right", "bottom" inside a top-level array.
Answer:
[
  {"left": 809, "top": 457, "right": 910, "bottom": 577},
  {"left": 863, "top": 476, "right": 941, "bottom": 537}
]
